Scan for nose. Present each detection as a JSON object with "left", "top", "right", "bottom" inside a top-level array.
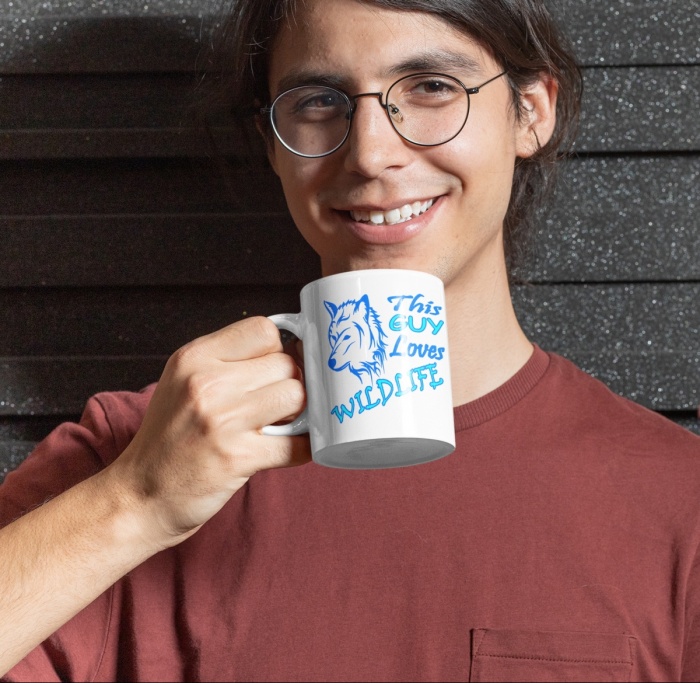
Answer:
[{"left": 342, "top": 94, "right": 412, "bottom": 178}]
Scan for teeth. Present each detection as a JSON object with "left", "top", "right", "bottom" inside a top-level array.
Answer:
[
  {"left": 350, "top": 199, "right": 434, "bottom": 226},
  {"left": 385, "top": 208, "right": 401, "bottom": 223}
]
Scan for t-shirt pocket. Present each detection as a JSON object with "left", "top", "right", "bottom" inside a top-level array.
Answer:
[{"left": 470, "top": 628, "right": 636, "bottom": 682}]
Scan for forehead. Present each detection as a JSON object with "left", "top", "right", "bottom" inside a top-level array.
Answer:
[{"left": 268, "top": 0, "right": 493, "bottom": 95}]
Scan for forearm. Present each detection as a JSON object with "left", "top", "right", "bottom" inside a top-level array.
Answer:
[
  {"left": 0, "top": 317, "right": 310, "bottom": 676},
  {"left": 0, "top": 466, "right": 161, "bottom": 676}
]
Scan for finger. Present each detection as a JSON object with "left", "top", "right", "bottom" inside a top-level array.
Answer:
[
  {"left": 242, "top": 377, "right": 307, "bottom": 431},
  {"left": 176, "top": 316, "right": 283, "bottom": 366},
  {"left": 228, "top": 431, "right": 312, "bottom": 480},
  {"left": 258, "top": 434, "right": 312, "bottom": 471},
  {"left": 226, "top": 352, "right": 303, "bottom": 395},
  {"left": 179, "top": 353, "right": 302, "bottom": 416}
]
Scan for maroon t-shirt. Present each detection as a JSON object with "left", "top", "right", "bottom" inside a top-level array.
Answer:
[{"left": 2, "top": 347, "right": 700, "bottom": 682}]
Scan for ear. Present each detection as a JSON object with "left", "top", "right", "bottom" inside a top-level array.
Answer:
[
  {"left": 354, "top": 294, "right": 370, "bottom": 319},
  {"left": 324, "top": 300, "right": 338, "bottom": 318},
  {"left": 514, "top": 72, "right": 559, "bottom": 159}
]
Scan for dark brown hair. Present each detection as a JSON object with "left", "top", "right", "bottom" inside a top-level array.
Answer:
[{"left": 201, "top": 0, "right": 583, "bottom": 279}]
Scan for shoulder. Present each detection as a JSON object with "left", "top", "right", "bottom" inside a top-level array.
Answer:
[
  {"left": 0, "top": 384, "right": 157, "bottom": 524},
  {"left": 539, "top": 351, "right": 699, "bottom": 459},
  {"left": 88, "top": 383, "right": 157, "bottom": 455},
  {"left": 522, "top": 352, "right": 700, "bottom": 540}
]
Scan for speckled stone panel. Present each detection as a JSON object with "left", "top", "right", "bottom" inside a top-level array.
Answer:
[
  {"left": 2, "top": 0, "right": 700, "bottom": 66},
  {"left": 514, "top": 283, "right": 699, "bottom": 353},
  {"left": 676, "top": 417, "right": 700, "bottom": 436},
  {"left": 0, "top": 441, "right": 38, "bottom": 483},
  {"left": 1, "top": 0, "right": 221, "bottom": 17},
  {"left": 552, "top": 0, "right": 700, "bottom": 66},
  {"left": 577, "top": 67, "right": 700, "bottom": 152},
  {"left": 1, "top": 0, "right": 699, "bottom": 73},
  {"left": 0, "top": 1, "right": 221, "bottom": 73},
  {"left": 527, "top": 155, "right": 700, "bottom": 282},
  {"left": 513, "top": 283, "right": 700, "bottom": 410},
  {"left": 0, "top": 357, "right": 167, "bottom": 416}
]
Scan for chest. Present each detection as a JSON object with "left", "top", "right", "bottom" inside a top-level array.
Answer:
[{"left": 135, "top": 453, "right": 682, "bottom": 681}]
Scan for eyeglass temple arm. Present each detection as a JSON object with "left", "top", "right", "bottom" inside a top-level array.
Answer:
[{"left": 466, "top": 70, "right": 508, "bottom": 94}]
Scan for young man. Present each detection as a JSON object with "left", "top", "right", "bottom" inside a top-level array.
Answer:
[{"left": 1, "top": 0, "right": 699, "bottom": 680}]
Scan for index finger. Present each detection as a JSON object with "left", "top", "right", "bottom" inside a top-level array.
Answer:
[{"left": 180, "top": 316, "right": 284, "bottom": 364}]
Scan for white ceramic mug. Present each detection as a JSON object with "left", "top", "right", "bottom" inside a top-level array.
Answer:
[{"left": 264, "top": 269, "right": 455, "bottom": 469}]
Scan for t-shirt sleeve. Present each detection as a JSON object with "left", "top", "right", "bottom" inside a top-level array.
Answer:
[{"left": 0, "top": 388, "right": 153, "bottom": 682}]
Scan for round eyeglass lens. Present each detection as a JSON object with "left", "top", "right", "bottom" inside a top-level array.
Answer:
[
  {"left": 271, "top": 85, "right": 351, "bottom": 157},
  {"left": 386, "top": 73, "right": 470, "bottom": 146}
]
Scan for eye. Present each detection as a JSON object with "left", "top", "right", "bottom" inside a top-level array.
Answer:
[
  {"left": 414, "top": 79, "right": 456, "bottom": 95},
  {"left": 283, "top": 87, "right": 348, "bottom": 123},
  {"left": 297, "top": 91, "right": 345, "bottom": 110},
  {"left": 392, "top": 75, "right": 464, "bottom": 108}
]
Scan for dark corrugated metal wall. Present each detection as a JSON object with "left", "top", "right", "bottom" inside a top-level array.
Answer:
[{"left": 0, "top": 0, "right": 698, "bottom": 480}]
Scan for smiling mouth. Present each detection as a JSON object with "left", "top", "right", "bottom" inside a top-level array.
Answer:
[{"left": 349, "top": 199, "right": 435, "bottom": 227}]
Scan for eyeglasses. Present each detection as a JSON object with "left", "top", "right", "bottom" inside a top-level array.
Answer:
[{"left": 261, "top": 71, "right": 507, "bottom": 158}]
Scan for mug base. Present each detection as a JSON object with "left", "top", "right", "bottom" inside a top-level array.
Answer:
[{"left": 313, "top": 437, "right": 455, "bottom": 470}]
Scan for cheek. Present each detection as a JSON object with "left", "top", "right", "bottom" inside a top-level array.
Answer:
[
  {"left": 438, "top": 138, "right": 515, "bottom": 208},
  {"left": 434, "top": 100, "right": 517, "bottom": 182},
  {"left": 274, "top": 159, "right": 337, "bottom": 255},
  {"left": 459, "top": 116, "right": 517, "bottom": 196},
  {"left": 466, "top": 94, "right": 519, "bottom": 160},
  {"left": 274, "top": 155, "right": 325, "bottom": 216},
  {"left": 274, "top": 156, "right": 301, "bottom": 199}
]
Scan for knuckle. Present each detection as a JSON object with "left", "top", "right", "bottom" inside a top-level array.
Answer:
[
  {"left": 247, "top": 352, "right": 299, "bottom": 387},
  {"left": 168, "top": 341, "right": 201, "bottom": 372},
  {"left": 195, "top": 409, "right": 221, "bottom": 438},
  {"left": 279, "top": 378, "right": 306, "bottom": 410},
  {"left": 247, "top": 316, "right": 283, "bottom": 353},
  {"left": 267, "top": 352, "right": 300, "bottom": 379},
  {"left": 182, "top": 372, "right": 217, "bottom": 416}
]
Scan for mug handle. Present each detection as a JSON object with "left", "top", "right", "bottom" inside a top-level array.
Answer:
[{"left": 262, "top": 313, "right": 309, "bottom": 436}]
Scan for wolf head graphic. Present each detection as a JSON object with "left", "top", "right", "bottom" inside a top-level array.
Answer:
[{"left": 324, "top": 294, "right": 387, "bottom": 384}]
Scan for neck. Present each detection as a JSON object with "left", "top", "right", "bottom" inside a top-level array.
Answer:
[{"left": 444, "top": 258, "right": 533, "bottom": 407}]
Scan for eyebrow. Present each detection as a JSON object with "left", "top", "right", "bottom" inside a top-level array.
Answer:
[
  {"left": 386, "top": 49, "right": 484, "bottom": 79},
  {"left": 275, "top": 70, "right": 347, "bottom": 96},
  {"left": 274, "top": 49, "right": 484, "bottom": 96}
]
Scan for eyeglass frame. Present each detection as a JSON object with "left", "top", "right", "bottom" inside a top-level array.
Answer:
[{"left": 260, "top": 70, "right": 509, "bottom": 158}]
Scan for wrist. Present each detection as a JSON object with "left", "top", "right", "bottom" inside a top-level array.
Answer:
[
  {"left": 96, "top": 449, "right": 203, "bottom": 555},
  {"left": 93, "top": 460, "right": 176, "bottom": 559}
]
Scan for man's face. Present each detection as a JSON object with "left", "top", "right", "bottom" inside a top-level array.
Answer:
[{"left": 266, "top": 0, "right": 530, "bottom": 286}]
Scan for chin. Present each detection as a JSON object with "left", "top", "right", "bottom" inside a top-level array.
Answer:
[{"left": 334, "top": 250, "right": 437, "bottom": 274}]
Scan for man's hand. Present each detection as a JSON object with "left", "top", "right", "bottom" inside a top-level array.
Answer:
[
  {"left": 108, "top": 315, "right": 311, "bottom": 546},
  {"left": 0, "top": 316, "right": 310, "bottom": 675}
]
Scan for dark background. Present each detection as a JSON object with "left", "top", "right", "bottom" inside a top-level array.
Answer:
[{"left": 0, "top": 0, "right": 698, "bottom": 481}]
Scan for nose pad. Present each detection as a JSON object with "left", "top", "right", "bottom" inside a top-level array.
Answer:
[{"left": 389, "top": 105, "right": 404, "bottom": 124}]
